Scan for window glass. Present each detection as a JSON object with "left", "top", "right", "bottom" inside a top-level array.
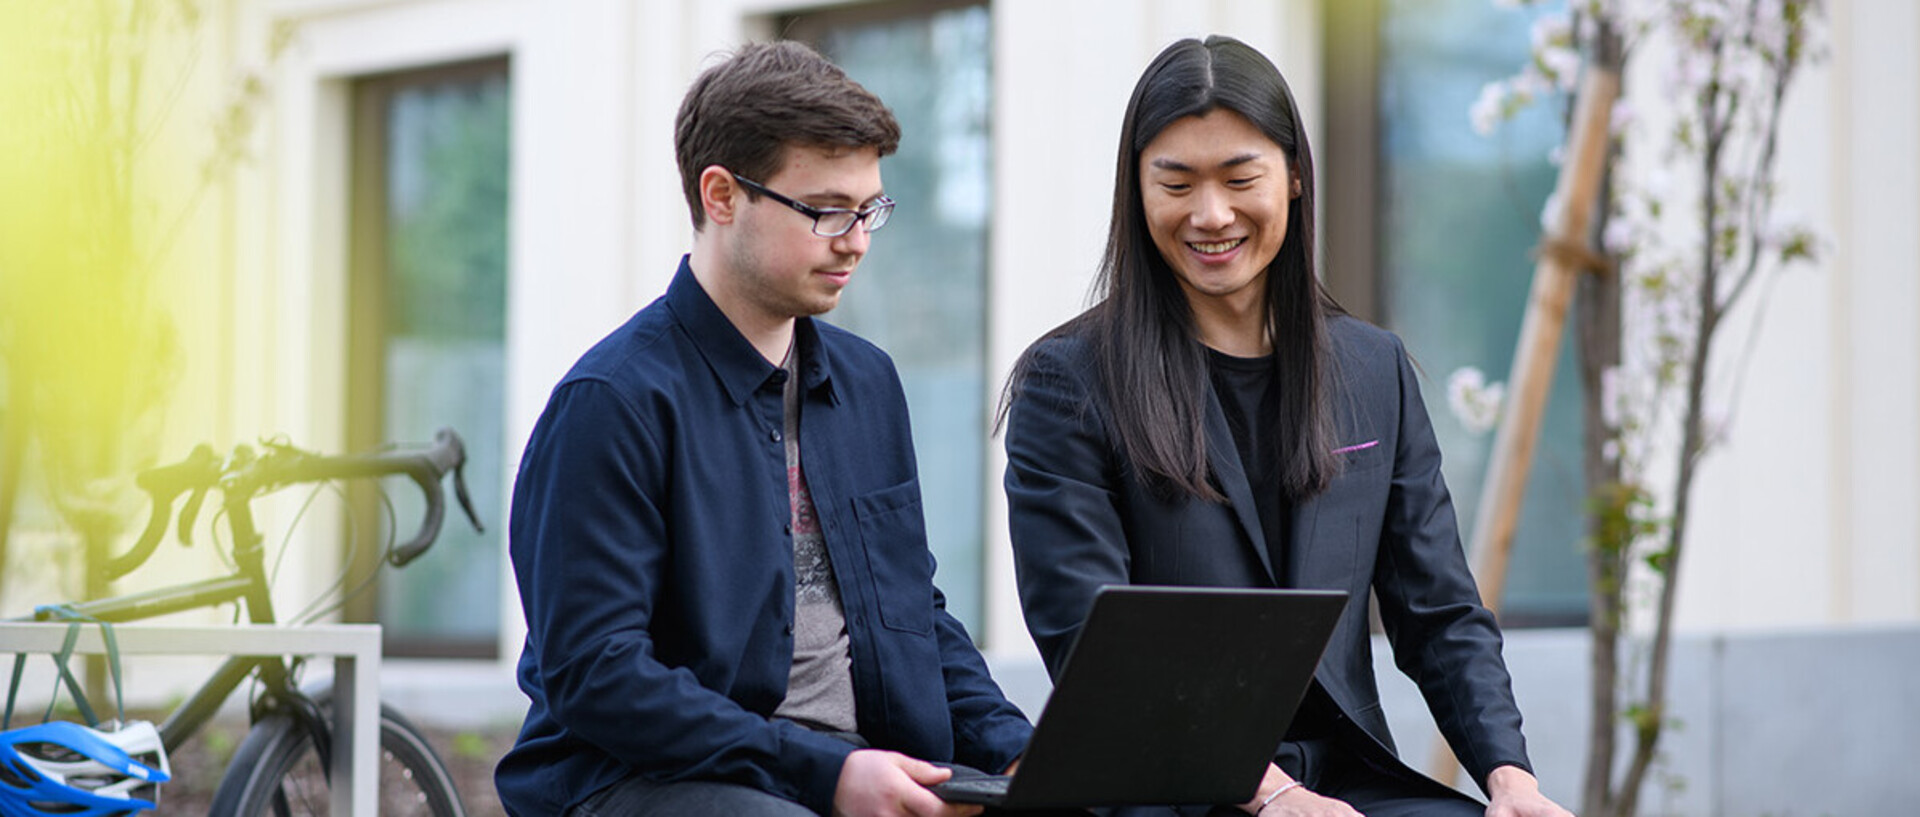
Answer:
[
  {"left": 351, "top": 61, "right": 509, "bottom": 654},
  {"left": 791, "top": 4, "right": 991, "bottom": 634},
  {"left": 1379, "top": 0, "right": 1586, "bottom": 623}
]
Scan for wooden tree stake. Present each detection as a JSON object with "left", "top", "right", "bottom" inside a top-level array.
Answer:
[{"left": 1427, "top": 64, "right": 1619, "bottom": 787}]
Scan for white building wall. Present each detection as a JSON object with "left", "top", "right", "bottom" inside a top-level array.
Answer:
[
  {"left": 1831, "top": 0, "right": 1920, "bottom": 625},
  {"left": 1676, "top": 0, "right": 1920, "bottom": 634}
]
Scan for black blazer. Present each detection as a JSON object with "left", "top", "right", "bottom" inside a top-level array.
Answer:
[{"left": 1003, "top": 315, "right": 1531, "bottom": 794}]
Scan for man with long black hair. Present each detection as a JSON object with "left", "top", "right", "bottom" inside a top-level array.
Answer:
[{"left": 1001, "top": 35, "right": 1574, "bottom": 817}]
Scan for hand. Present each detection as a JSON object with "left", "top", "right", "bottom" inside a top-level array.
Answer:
[
  {"left": 1258, "top": 787, "right": 1364, "bottom": 817},
  {"left": 1259, "top": 787, "right": 1365, "bottom": 817},
  {"left": 832, "top": 749, "right": 982, "bottom": 817},
  {"left": 1242, "top": 764, "right": 1363, "bottom": 817},
  {"left": 1484, "top": 765, "right": 1575, "bottom": 817}
]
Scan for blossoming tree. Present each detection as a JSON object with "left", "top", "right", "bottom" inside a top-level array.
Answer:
[{"left": 1458, "top": 1, "right": 1821, "bottom": 815}]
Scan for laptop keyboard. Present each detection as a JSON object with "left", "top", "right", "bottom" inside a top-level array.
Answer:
[{"left": 932, "top": 776, "right": 1011, "bottom": 798}]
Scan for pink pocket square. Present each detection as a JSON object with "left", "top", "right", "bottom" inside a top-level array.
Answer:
[{"left": 1332, "top": 440, "right": 1379, "bottom": 455}]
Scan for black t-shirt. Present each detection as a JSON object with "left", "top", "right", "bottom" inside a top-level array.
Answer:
[
  {"left": 1205, "top": 348, "right": 1288, "bottom": 578},
  {"left": 1205, "top": 348, "right": 1339, "bottom": 741}
]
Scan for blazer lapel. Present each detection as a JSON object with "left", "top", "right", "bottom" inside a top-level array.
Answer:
[
  {"left": 1286, "top": 490, "right": 1324, "bottom": 589},
  {"left": 1202, "top": 384, "right": 1280, "bottom": 586}
]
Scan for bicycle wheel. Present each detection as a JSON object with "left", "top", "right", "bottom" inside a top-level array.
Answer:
[{"left": 209, "top": 689, "right": 466, "bottom": 817}]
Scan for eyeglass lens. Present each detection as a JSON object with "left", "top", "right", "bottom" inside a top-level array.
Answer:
[{"left": 814, "top": 201, "right": 892, "bottom": 237}]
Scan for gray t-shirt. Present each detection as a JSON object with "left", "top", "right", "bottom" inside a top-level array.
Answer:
[{"left": 770, "top": 351, "right": 858, "bottom": 733}]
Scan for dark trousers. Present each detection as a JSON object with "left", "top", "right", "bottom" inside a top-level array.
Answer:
[
  {"left": 568, "top": 772, "right": 1097, "bottom": 817},
  {"left": 567, "top": 726, "right": 1092, "bottom": 817},
  {"left": 569, "top": 775, "right": 815, "bottom": 816},
  {"left": 569, "top": 736, "right": 1472, "bottom": 817},
  {"left": 1282, "top": 737, "right": 1484, "bottom": 817},
  {"left": 1097, "top": 738, "right": 1484, "bottom": 817}
]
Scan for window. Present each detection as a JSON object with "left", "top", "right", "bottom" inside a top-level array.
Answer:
[
  {"left": 783, "top": 2, "right": 992, "bottom": 634},
  {"left": 346, "top": 58, "right": 510, "bottom": 656},
  {"left": 1326, "top": 0, "right": 1587, "bottom": 625}
]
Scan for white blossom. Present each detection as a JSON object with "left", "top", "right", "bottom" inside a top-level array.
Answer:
[
  {"left": 1600, "top": 366, "right": 1626, "bottom": 430},
  {"left": 1470, "top": 81, "right": 1510, "bottom": 136},
  {"left": 1539, "top": 45, "right": 1584, "bottom": 90},
  {"left": 1640, "top": 167, "right": 1673, "bottom": 202},
  {"left": 1609, "top": 98, "right": 1636, "bottom": 135},
  {"left": 1540, "top": 189, "right": 1563, "bottom": 232},
  {"left": 1672, "top": 46, "right": 1714, "bottom": 90},
  {"left": 1603, "top": 217, "right": 1635, "bottom": 255},
  {"left": 1511, "top": 65, "right": 1554, "bottom": 99},
  {"left": 1530, "top": 13, "right": 1575, "bottom": 53},
  {"left": 1447, "top": 366, "right": 1507, "bottom": 435}
]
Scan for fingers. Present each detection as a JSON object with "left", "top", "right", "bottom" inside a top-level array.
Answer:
[
  {"left": 883, "top": 756, "right": 964, "bottom": 817},
  {"left": 836, "top": 750, "right": 973, "bottom": 817},
  {"left": 893, "top": 755, "right": 954, "bottom": 785}
]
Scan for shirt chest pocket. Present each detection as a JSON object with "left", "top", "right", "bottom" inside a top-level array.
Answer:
[{"left": 851, "top": 479, "right": 935, "bottom": 635}]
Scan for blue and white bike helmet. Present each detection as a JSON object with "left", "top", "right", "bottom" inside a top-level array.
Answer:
[{"left": 0, "top": 720, "right": 169, "bottom": 816}]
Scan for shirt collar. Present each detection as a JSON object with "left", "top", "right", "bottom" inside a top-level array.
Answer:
[{"left": 665, "top": 255, "right": 838, "bottom": 406}]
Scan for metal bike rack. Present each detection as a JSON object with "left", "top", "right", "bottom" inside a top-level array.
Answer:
[{"left": 0, "top": 623, "right": 382, "bottom": 817}]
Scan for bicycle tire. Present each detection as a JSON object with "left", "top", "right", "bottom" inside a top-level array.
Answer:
[{"left": 208, "top": 690, "right": 467, "bottom": 817}]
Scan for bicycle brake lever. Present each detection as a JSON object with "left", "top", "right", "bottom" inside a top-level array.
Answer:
[
  {"left": 453, "top": 460, "right": 485, "bottom": 534},
  {"left": 177, "top": 485, "right": 210, "bottom": 546}
]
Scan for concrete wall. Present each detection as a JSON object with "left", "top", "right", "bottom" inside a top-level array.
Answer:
[
  {"left": 382, "top": 627, "right": 1920, "bottom": 816},
  {"left": 971, "top": 628, "right": 1920, "bottom": 817},
  {"left": 1375, "top": 627, "right": 1920, "bottom": 816}
]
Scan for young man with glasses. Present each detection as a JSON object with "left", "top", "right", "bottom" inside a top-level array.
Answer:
[{"left": 496, "top": 41, "right": 1032, "bottom": 817}]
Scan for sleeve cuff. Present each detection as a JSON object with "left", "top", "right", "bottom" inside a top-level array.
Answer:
[{"left": 770, "top": 720, "right": 858, "bottom": 813}]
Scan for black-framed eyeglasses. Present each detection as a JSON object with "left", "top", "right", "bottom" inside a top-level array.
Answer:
[{"left": 731, "top": 172, "right": 895, "bottom": 237}]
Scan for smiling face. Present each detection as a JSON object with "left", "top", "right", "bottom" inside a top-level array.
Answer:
[{"left": 1138, "top": 109, "right": 1298, "bottom": 329}]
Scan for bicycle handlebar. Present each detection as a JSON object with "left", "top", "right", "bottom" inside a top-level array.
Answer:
[
  {"left": 114, "top": 444, "right": 222, "bottom": 579},
  {"left": 110, "top": 428, "right": 485, "bottom": 581}
]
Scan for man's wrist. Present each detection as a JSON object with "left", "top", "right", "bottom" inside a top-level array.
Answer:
[{"left": 1486, "top": 764, "right": 1540, "bottom": 797}]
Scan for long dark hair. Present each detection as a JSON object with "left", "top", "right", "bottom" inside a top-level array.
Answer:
[{"left": 1004, "top": 35, "right": 1341, "bottom": 503}]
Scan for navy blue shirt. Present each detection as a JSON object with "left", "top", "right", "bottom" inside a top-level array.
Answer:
[{"left": 495, "top": 258, "right": 1031, "bottom": 815}]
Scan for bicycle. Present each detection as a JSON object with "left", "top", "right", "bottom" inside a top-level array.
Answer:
[{"left": 6, "top": 428, "right": 485, "bottom": 816}]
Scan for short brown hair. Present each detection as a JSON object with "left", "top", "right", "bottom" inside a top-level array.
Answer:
[{"left": 674, "top": 40, "right": 901, "bottom": 229}]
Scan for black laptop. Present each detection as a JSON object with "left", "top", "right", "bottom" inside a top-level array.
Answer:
[{"left": 932, "top": 585, "right": 1347, "bottom": 809}]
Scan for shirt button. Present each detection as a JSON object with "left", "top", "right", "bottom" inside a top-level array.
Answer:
[
  {"left": 783, "top": 523, "right": 793, "bottom": 535},
  {"left": 770, "top": 429, "right": 782, "bottom": 442},
  {"left": 784, "top": 622, "right": 795, "bottom": 636}
]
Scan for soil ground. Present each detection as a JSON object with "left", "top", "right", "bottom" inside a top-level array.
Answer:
[{"left": 146, "top": 714, "right": 516, "bottom": 815}]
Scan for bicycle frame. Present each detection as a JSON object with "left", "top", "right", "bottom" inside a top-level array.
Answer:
[
  {"left": 11, "top": 429, "right": 482, "bottom": 760},
  {"left": 33, "top": 478, "right": 312, "bottom": 754}
]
